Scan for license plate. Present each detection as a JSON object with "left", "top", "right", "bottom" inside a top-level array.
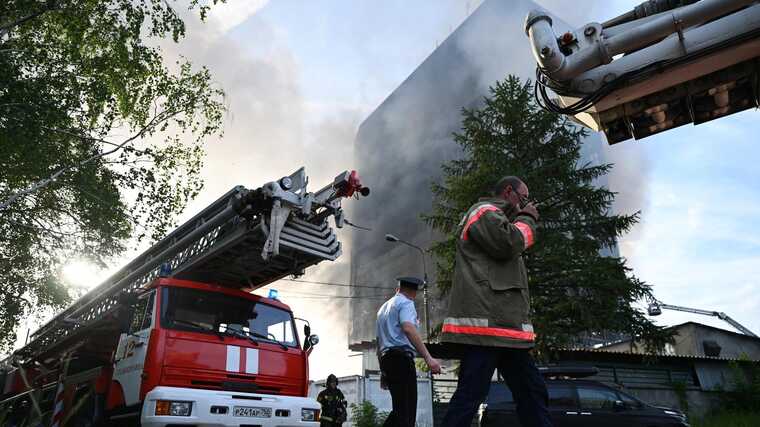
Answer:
[{"left": 233, "top": 406, "right": 272, "bottom": 418}]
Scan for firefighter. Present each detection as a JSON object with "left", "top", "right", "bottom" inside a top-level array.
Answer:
[
  {"left": 317, "top": 374, "right": 347, "bottom": 427},
  {"left": 440, "top": 176, "right": 551, "bottom": 427}
]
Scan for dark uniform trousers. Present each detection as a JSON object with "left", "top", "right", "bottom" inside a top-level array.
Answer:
[
  {"left": 442, "top": 346, "right": 552, "bottom": 427},
  {"left": 379, "top": 349, "right": 417, "bottom": 427}
]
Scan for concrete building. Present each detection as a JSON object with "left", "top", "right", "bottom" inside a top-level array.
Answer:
[
  {"left": 348, "top": 0, "right": 609, "bottom": 366},
  {"left": 602, "top": 322, "right": 760, "bottom": 360}
]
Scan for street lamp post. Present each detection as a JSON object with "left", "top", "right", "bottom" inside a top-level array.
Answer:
[{"left": 384, "top": 233, "right": 431, "bottom": 341}]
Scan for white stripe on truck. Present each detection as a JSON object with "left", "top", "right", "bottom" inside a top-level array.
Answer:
[
  {"left": 245, "top": 348, "right": 259, "bottom": 374},
  {"left": 226, "top": 345, "right": 240, "bottom": 372}
]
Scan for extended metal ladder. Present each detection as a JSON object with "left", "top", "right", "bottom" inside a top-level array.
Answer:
[{"left": 10, "top": 168, "right": 368, "bottom": 362}]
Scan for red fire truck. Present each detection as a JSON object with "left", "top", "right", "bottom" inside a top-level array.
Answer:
[{"left": 0, "top": 168, "right": 369, "bottom": 426}]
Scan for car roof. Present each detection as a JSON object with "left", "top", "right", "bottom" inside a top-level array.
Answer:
[
  {"left": 539, "top": 366, "right": 599, "bottom": 378},
  {"left": 544, "top": 379, "right": 647, "bottom": 403},
  {"left": 547, "top": 379, "right": 602, "bottom": 386},
  {"left": 544, "top": 378, "right": 624, "bottom": 390}
]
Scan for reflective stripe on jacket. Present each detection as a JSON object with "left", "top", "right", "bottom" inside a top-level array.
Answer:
[{"left": 441, "top": 197, "right": 537, "bottom": 349}]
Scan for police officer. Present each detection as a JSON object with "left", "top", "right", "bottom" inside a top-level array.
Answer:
[
  {"left": 376, "top": 277, "right": 442, "bottom": 427},
  {"left": 317, "top": 374, "right": 347, "bottom": 427},
  {"left": 440, "top": 176, "right": 551, "bottom": 427}
]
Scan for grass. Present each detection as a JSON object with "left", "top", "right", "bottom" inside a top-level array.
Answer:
[{"left": 691, "top": 411, "right": 760, "bottom": 427}]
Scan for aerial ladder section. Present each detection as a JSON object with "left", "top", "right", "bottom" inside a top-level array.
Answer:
[
  {"left": 6, "top": 167, "right": 369, "bottom": 365},
  {"left": 648, "top": 300, "right": 757, "bottom": 337},
  {"left": 524, "top": 0, "right": 760, "bottom": 143}
]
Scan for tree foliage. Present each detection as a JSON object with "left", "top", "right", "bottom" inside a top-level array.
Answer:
[
  {"left": 0, "top": 0, "right": 225, "bottom": 351},
  {"left": 425, "top": 75, "right": 671, "bottom": 352},
  {"left": 719, "top": 359, "right": 760, "bottom": 412}
]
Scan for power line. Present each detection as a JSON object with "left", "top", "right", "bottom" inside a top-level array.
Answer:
[
  {"left": 254, "top": 278, "right": 396, "bottom": 301},
  {"left": 272, "top": 289, "right": 392, "bottom": 299},
  {"left": 281, "top": 278, "right": 390, "bottom": 290},
  {"left": 276, "top": 295, "right": 390, "bottom": 300},
  {"left": 273, "top": 292, "right": 391, "bottom": 300}
]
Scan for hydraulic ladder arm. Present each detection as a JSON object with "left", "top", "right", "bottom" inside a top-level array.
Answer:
[
  {"left": 648, "top": 301, "right": 757, "bottom": 337},
  {"left": 524, "top": 0, "right": 760, "bottom": 143},
  {"left": 6, "top": 168, "right": 369, "bottom": 363}
]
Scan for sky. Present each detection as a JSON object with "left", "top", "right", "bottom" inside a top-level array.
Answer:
[{"left": 23, "top": 0, "right": 760, "bottom": 380}]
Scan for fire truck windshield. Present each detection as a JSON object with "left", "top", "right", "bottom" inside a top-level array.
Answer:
[{"left": 160, "top": 286, "right": 298, "bottom": 347}]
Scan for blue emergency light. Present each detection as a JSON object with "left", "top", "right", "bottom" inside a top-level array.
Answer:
[
  {"left": 159, "top": 262, "right": 172, "bottom": 277},
  {"left": 268, "top": 289, "right": 279, "bottom": 300}
]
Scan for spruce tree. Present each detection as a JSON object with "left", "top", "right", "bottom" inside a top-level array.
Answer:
[{"left": 425, "top": 75, "right": 671, "bottom": 353}]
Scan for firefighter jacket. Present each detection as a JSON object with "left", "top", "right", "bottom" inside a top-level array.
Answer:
[
  {"left": 440, "top": 197, "right": 537, "bottom": 349},
  {"left": 316, "top": 388, "right": 347, "bottom": 424}
]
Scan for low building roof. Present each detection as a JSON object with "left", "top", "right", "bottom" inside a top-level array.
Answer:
[
  {"left": 557, "top": 347, "right": 760, "bottom": 363},
  {"left": 674, "top": 321, "right": 760, "bottom": 340}
]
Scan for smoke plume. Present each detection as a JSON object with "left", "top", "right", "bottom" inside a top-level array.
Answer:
[{"left": 153, "top": 6, "right": 365, "bottom": 379}]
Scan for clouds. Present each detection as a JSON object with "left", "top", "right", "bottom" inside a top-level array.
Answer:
[
  {"left": 162, "top": 7, "right": 367, "bottom": 380},
  {"left": 154, "top": 5, "right": 361, "bottom": 211},
  {"left": 621, "top": 110, "right": 760, "bottom": 335},
  {"left": 206, "top": 0, "right": 271, "bottom": 33}
]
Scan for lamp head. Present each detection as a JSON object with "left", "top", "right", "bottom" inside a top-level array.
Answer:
[{"left": 385, "top": 234, "right": 399, "bottom": 242}]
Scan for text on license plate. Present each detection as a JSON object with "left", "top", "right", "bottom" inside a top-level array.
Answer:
[{"left": 233, "top": 406, "right": 272, "bottom": 418}]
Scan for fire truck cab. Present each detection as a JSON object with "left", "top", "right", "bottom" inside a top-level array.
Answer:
[
  {"left": 119, "top": 278, "right": 320, "bottom": 426},
  {"left": 1, "top": 278, "right": 321, "bottom": 426}
]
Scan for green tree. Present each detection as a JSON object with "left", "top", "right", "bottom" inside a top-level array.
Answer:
[
  {"left": 0, "top": 0, "right": 225, "bottom": 351},
  {"left": 425, "top": 75, "right": 671, "bottom": 353}
]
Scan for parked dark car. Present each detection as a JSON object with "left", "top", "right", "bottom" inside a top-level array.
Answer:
[{"left": 478, "top": 368, "right": 689, "bottom": 427}]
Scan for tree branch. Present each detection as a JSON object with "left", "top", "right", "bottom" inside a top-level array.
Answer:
[
  {"left": 0, "top": 288, "right": 33, "bottom": 307},
  {"left": 6, "top": 217, "right": 84, "bottom": 239},
  {"left": 0, "top": 112, "right": 166, "bottom": 212},
  {"left": 40, "top": 126, "right": 124, "bottom": 147},
  {"left": 0, "top": 3, "right": 58, "bottom": 37}
]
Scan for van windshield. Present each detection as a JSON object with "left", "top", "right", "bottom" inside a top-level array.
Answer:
[{"left": 160, "top": 286, "right": 298, "bottom": 347}]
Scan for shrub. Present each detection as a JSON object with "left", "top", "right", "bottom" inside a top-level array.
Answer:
[
  {"left": 692, "top": 411, "right": 760, "bottom": 427},
  {"left": 720, "top": 360, "right": 760, "bottom": 411},
  {"left": 350, "top": 401, "right": 388, "bottom": 427}
]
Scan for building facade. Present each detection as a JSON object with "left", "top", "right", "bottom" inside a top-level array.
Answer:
[{"left": 602, "top": 322, "right": 760, "bottom": 360}]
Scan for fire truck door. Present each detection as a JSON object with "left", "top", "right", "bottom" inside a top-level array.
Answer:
[{"left": 113, "top": 290, "right": 155, "bottom": 406}]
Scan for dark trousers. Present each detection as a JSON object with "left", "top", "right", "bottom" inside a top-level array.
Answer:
[
  {"left": 442, "top": 346, "right": 552, "bottom": 427},
  {"left": 380, "top": 352, "right": 417, "bottom": 427}
]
